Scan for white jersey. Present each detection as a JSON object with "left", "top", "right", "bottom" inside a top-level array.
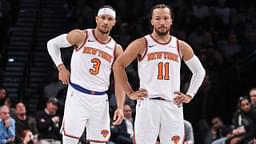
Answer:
[
  {"left": 70, "top": 29, "right": 116, "bottom": 91},
  {"left": 138, "top": 35, "right": 181, "bottom": 100}
]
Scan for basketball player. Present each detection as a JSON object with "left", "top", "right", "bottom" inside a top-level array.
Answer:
[
  {"left": 113, "top": 4, "right": 206, "bottom": 144},
  {"left": 47, "top": 5, "right": 125, "bottom": 144}
]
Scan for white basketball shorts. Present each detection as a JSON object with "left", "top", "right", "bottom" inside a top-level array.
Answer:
[
  {"left": 60, "top": 86, "right": 110, "bottom": 143},
  {"left": 134, "top": 98, "right": 184, "bottom": 144}
]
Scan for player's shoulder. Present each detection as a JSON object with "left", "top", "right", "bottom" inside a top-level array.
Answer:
[
  {"left": 67, "top": 29, "right": 87, "bottom": 45},
  {"left": 130, "top": 36, "right": 147, "bottom": 47},
  {"left": 176, "top": 39, "right": 194, "bottom": 60},
  {"left": 68, "top": 29, "right": 87, "bottom": 37},
  {"left": 176, "top": 39, "right": 194, "bottom": 52}
]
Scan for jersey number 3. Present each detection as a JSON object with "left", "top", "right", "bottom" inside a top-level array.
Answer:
[
  {"left": 157, "top": 62, "right": 170, "bottom": 80},
  {"left": 89, "top": 58, "right": 101, "bottom": 75}
]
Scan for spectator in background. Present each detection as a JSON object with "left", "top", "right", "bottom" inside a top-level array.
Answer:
[
  {"left": 215, "top": 0, "right": 231, "bottom": 26},
  {"left": 114, "top": 104, "right": 134, "bottom": 144},
  {"left": 14, "top": 102, "right": 38, "bottom": 143},
  {"left": 210, "top": 117, "right": 232, "bottom": 144},
  {"left": 229, "top": 97, "right": 256, "bottom": 144},
  {"left": 0, "top": 87, "right": 15, "bottom": 118},
  {"left": 0, "top": 105, "right": 15, "bottom": 144},
  {"left": 220, "top": 31, "right": 241, "bottom": 62},
  {"left": 43, "top": 71, "right": 66, "bottom": 99},
  {"left": 0, "top": 87, "right": 8, "bottom": 106},
  {"left": 184, "top": 120, "right": 194, "bottom": 144},
  {"left": 36, "top": 97, "right": 61, "bottom": 144},
  {"left": 116, "top": 22, "right": 132, "bottom": 48},
  {"left": 21, "top": 129, "right": 39, "bottom": 144},
  {"left": 191, "top": 0, "right": 209, "bottom": 20},
  {"left": 249, "top": 88, "right": 256, "bottom": 108}
]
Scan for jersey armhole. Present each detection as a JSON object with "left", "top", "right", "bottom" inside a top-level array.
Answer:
[
  {"left": 75, "top": 30, "right": 88, "bottom": 51},
  {"left": 112, "top": 42, "right": 117, "bottom": 63},
  {"left": 137, "top": 37, "right": 148, "bottom": 61},
  {"left": 176, "top": 39, "right": 182, "bottom": 59}
]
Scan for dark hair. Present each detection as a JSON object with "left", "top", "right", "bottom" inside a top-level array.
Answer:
[
  {"left": 238, "top": 96, "right": 250, "bottom": 106},
  {"left": 150, "top": 4, "right": 173, "bottom": 19}
]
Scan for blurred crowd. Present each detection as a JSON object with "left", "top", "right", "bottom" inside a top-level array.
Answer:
[
  {"left": 199, "top": 88, "right": 256, "bottom": 144},
  {"left": 1, "top": 86, "right": 256, "bottom": 143},
  {"left": 1, "top": 87, "right": 62, "bottom": 144}
]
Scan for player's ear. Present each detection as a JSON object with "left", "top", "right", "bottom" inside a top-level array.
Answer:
[
  {"left": 95, "top": 16, "right": 98, "bottom": 23},
  {"left": 113, "top": 19, "right": 116, "bottom": 26},
  {"left": 150, "top": 18, "right": 154, "bottom": 26}
]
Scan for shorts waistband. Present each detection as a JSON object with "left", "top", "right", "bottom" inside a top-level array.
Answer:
[{"left": 70, "top": 82, "right": 106, "bottom": 95}]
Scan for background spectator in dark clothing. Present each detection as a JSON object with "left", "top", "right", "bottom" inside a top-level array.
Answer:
[
  {"left": 21, "top": 129, "right": 38, "bottom": 144},
  {"left": 112, "top": 104, "right": 134, "bottom": 144},
  {"left": 249, "top": 88, "right": 256, "bottom": 108},
  {"left": 14, "top": 102, "right": 38, "bottom": 144},
  {"left": 210, "top": 117, "right": 232, "bottom": 142},
  {"left": 36, "top": 97, "right": 61, "bottom": 144},
  {"left": 200, "top": 116, "right": 232, "bottom": 144},
  {"left": 229, "top": 97, "right": 256, "bottom": 144},
  {"left": 0, "top": 87, "right": 9, "bottom": 106}
]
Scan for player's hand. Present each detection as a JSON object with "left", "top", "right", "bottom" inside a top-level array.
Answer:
[
  {"left": 173, "top": 91, "right": 192, "bottom": 106},
  {"left": 57, "top": 64, "right": 70, "bottom": 84},
  {"left": 112, "top": 108, "right": 124, "bottom": 125},
  {"left": 128, "top": 88, "right": 148, "bottom": 100}
]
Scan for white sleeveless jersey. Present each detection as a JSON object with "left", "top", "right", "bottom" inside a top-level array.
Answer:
[
  {"left": 70, "top": 29, "right": 116, "bottom": 91},
  {"left": 138, "top": 35, "right": 181, "bottom": 100}
]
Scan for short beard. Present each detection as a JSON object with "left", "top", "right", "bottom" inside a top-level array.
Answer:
[
  {"left": 99, "top": 29, "right": 110, "bottom": 34},
  {"left": 155, "top": 27, "right": 169, "bottom": 36}
]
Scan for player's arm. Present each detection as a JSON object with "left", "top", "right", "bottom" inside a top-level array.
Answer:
[
  {"left": 113, "top": 44, "right": 125, "bottom": 110},
  {"left": 47, "top": 29, "right": 86, "bottom": 84},
  {"left": 113, "top": 38, "right": 147, "bottom": 100},
  {"left": 174, "top": 40, "right": 205, "bottom": 105},
  {"left": 174, "top": 40, "right": 206, "bottom": 104},
  {"left": 112, "top": 44, "right": 125, "bottom": 125}
]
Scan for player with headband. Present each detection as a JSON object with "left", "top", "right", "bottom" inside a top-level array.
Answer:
[{"left": 47, "top": 5, "right": 125, "bottom": 144}]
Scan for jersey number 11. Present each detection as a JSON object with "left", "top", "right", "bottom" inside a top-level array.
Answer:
[{"left": 157, "top": 62, "right": 170, "bottom": 80}]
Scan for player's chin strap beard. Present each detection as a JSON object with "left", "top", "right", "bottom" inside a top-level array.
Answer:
[{"left": 99, "top": 29, "right": 110, "bottom": 35}]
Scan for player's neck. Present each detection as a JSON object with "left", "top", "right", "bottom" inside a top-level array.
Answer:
[
  {"left": 94, "top": 29, "right": 110, "bottom": 43},
  {"left": 151, "top": 32, "right": 171, "bottom": 43}
]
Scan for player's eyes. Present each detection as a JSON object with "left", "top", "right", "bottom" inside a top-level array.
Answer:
[
  {"left": 101, "top": 16, "right": 106, "bottom": 20},
  {"left": 108, "top": 17, "right": 114, "bottom": 21}
]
